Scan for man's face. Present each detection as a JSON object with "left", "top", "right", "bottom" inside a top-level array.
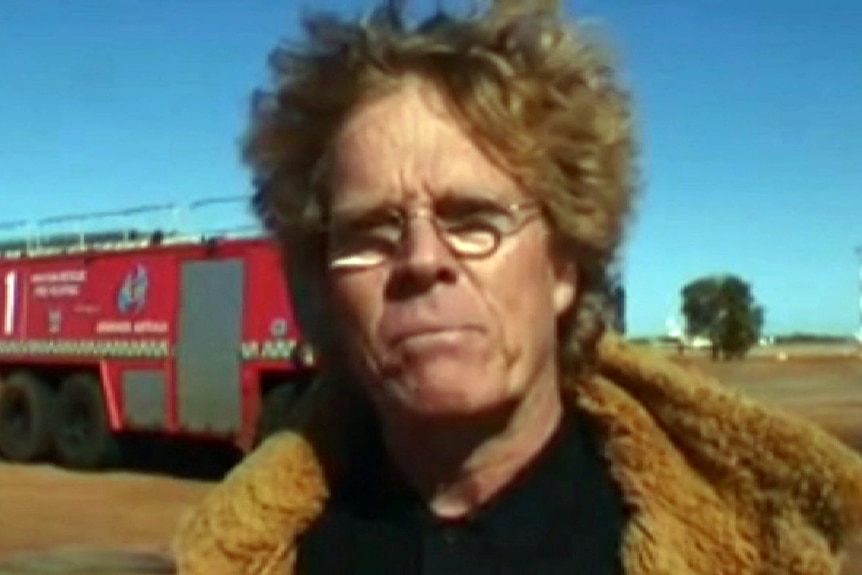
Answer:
[{"left": 323, "top": 81, "right": 576, "bottom": 421}]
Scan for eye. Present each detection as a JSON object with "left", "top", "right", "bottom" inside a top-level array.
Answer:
[
  {"left": 329, "top": 208, "right": 402, "bottom": 247},
  {"left": 436, "top": 198, "right": 513, "bottom": 232}
]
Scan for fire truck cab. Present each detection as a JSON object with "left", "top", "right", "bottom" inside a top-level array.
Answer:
[{"left": 0, "top": 200, "right": 316, "bottom": 469}]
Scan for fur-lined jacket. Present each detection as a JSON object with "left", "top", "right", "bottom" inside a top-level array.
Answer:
[{"left": 172, "top": 335, "right": 862, "bottom": 574}]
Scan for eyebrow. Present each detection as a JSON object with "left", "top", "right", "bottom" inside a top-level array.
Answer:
[
  {"left": 327, "top": 197, "right": 401, "bottom": 218},
  {"left": 327, "top": 188, "right": 524, "bottom": 215}
]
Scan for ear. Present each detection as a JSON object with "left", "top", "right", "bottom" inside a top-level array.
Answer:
[{"left": 552, "top": 259, "right": 577, "bottom": 318}]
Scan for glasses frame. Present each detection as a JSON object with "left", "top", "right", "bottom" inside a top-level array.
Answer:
[{"left": 323, "top": 199, "right": 544, "bottom": 270}]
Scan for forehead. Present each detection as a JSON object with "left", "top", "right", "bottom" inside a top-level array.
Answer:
[{"left": 326, "top": 82, "right": 522, "bottom": 209}]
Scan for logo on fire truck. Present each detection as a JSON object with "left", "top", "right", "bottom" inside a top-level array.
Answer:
[{"left": 117, "top": 264, "right": 149, "bottom": 315}]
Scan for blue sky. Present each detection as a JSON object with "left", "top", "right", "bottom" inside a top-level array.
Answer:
[{"left": 1, "top": 0, "right": 861, "bottom": 337}]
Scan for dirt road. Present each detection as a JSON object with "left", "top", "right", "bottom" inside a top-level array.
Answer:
[
  {"left": 0, "top": 354, "right": 860, "bottom": 573},
  {"left": 0, "top": 439, "right": 233, "bottom": 573},
  {"left": 0, "top": 463, "right": 210, "bottom": 555}
]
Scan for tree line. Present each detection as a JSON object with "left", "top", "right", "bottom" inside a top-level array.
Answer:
[{"left": 679, "top": 274, "right": 764, "bottom": 360}]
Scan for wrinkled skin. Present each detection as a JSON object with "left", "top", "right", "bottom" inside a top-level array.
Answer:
[{"left": 324, "top": 80, "right": 576, "bottom": 424}]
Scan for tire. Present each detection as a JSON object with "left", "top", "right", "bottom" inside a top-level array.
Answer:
[
  {"left": 256, "top": 383, "right": 305, "bottom": 444},
  {"left": 0, "top": 371, "right": 56, "bottom": 463},
  {"left": 54, "top": 372, "right": 119, "bottom": 470}
]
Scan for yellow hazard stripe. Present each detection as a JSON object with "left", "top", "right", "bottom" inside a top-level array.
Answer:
[
  {"left": 240, "top": 339, "right": 298, "bottom": 360},
  {"left": 0, "top": 338, "right": 303, "bottom": 362},
  {"left": 0, "top": 339, "right": 171, "bottom": 359}
]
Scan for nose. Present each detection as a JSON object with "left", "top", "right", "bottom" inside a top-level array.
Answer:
[{"left": 387, "top": 213, "right": 456, "bottom": 296}]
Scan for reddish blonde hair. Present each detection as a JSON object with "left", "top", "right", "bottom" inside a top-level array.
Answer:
[{"left": 244, "top": 0, "right": 639, "bottom": 373}]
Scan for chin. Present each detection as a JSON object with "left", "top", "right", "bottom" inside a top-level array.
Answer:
[
  {"left": 382, "top": 372, "right": 516, "bottom": 422},
  {"left": 413, "top": 393, "right": 504, "bottom": 417}
]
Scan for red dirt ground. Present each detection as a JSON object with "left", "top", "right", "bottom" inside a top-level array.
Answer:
[{"left": 1, "top": 349, "right": 861, "bottom": 573}]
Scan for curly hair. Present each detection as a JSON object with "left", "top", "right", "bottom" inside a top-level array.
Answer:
[{"left": 244, "top": 0, "right": 639, "bottom": 375}]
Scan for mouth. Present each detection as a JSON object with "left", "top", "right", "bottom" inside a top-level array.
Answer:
[{"left": 388, "top": 326, "right": 479, "bottom": 348}]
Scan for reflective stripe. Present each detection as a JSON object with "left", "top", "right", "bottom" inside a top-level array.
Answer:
[
  {"left": 240, "top": 339, "right": 298, "bottom": 360},
  {"left": 0, "top": 338, "right": 308, "bottom": 363},
  {"left": 0, "top": 339, "right": 170, "bottom": 358}
]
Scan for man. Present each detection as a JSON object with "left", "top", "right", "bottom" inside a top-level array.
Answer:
[{"left": 173, "top": 1, "right": 862, "bottom": 573}]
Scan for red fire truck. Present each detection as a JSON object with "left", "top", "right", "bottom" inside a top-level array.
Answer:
[{"left": 0, "top": 199, "right": 317, "bottom": 469}]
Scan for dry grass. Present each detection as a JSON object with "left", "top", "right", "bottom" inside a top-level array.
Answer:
[{"left": 1, "top": 346, "right": 861, "bottom": 573}]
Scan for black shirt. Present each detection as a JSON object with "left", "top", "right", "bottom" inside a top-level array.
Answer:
[{"left": 296, "top": 408, "right": 627, "bottom": 574}]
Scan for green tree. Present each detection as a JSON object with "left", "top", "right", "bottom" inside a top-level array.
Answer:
[{"left": 680, "top": 274, "right": 764, "bottom": 360}]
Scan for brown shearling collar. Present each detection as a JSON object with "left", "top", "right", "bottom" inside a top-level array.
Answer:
[{"left": 172, "top": 334, "right": 862, "bottom": 574}]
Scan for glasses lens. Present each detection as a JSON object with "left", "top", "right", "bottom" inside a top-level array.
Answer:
[
  {"left": 437, "top": 199, "right": 524, "bottom": 256},
  {"left": 326, "top": 199, "right": 538, "bottom": 268},
  {"left": 327, "top": 208, "right": 402, "bottom": 269},
  {"left": 444, "top": 228, "right": 498, "bottom": 255},
  {"left": 329, "top": 251, "right": 387, "bottom": 269}
]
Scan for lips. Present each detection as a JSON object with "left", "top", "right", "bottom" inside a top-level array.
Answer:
[
  {"left": 388, "top": 326, "right": 468, "bottom": 346},
  {"left": 382, "top": 322, "right": 483, "bottom": 348}
]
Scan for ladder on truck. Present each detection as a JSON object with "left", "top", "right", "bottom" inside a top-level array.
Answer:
[{"left": 0, "top": 196, "right": 262, "bottom": 260}]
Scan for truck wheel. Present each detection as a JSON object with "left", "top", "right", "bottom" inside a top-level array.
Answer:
[
  {"left": 256, "top": 383, "right": 304, "bottom": 444},
  {"left": 54, "top": 373, "right": 119, "bottom": 470},
  {"left": 0, "top": 371, "right": 56, "bottom": 462}
]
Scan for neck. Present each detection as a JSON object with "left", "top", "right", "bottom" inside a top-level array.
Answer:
[{"left": 378, "top": 372, "right": 564, "bottom": 519}]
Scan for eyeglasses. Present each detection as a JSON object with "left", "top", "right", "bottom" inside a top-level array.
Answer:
[{"left": 324, "top": 197, "right": 543, "bottom": 270}]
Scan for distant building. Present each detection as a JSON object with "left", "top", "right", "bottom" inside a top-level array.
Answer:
[{"left": 602, "top": 263, "right": 626, "bottom": 335}]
